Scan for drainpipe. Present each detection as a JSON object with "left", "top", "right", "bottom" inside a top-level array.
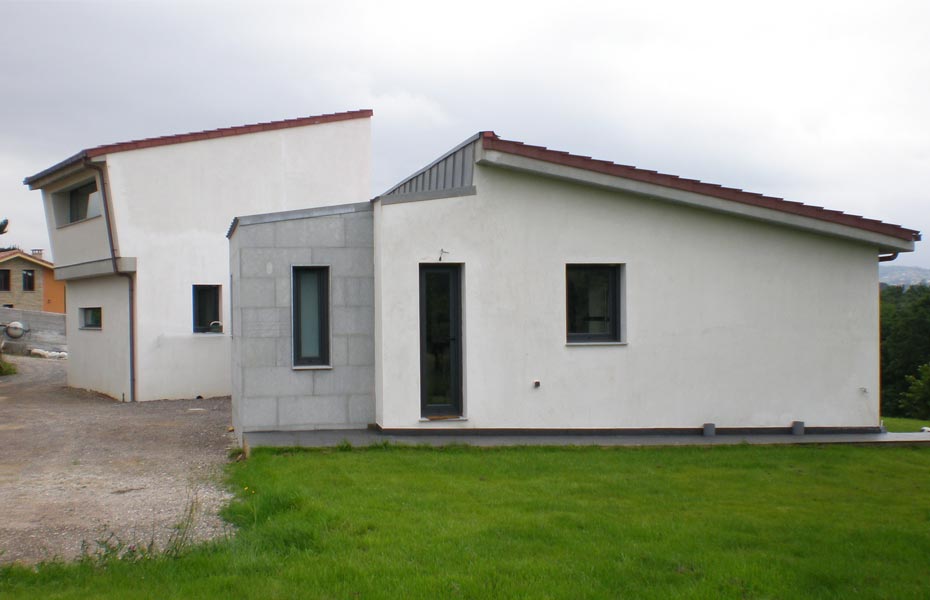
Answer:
[
  {"left": 878, "top": 252, "right": 899, "bottom": 262},
  {"left": 83, "top": 160, "right": 136, "bottom": 403}
]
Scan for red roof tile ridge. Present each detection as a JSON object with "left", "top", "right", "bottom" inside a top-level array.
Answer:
[
  {"left": 481, "top": 134, "right": 920, "bottom": 243},
  {"left": 0, "top": 249, "right": 54, "bottom": 268},
  {"left": 83, "top": 109, "right": 373, "bottom": 158}
]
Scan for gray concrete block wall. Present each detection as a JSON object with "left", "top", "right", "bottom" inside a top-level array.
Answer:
[
  {"left": 229, "top": 204, "right": 375, "bottom": 442},
  {"left": 0, "top": 306, "right": 67, "bottom": 354}
]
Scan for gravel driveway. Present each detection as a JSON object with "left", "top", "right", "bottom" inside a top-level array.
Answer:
[{"left": 0, "top": 354, "right": 236, "bottom": 564}]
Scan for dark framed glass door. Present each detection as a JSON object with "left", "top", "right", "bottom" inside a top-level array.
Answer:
[{"left": 419, "top": 264, "right": 462, "bottom": 418}]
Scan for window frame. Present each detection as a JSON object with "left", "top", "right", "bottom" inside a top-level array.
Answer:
[
  {"left": 0, "top": 269, "right": 9, "bottom": 292},
  {"left": 292, "top": 266, "right": 330, "bottom": 367},
  {"left": 79, "top": 307, "right": 102, "bottom": 330},
  {"left": 566, "top": 263, "right": 625, "bottom": 344},
  {"left": 22, "top": 269, "right": 35, "bottom": 292},
  {"left": 192, "top": 284, "right": 222, "bottom": 333},
  {"left": 67, "top": 181, "right": 97, "bottom": 224}
]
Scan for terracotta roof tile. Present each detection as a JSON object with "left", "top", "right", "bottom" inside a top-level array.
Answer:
[
  {"left": 25, "top": 109, "right": 373, "bottom": 186},
  {"left": 480, "top": 132, "right": 921, "bottom": 243},
  {"left": 0, "top": 249, "right": 54, "bottom": 269}
]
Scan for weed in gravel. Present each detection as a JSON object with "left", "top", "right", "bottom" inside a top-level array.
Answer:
[{"left": 78, "top": 493, "right": 202, "bottom": 566}]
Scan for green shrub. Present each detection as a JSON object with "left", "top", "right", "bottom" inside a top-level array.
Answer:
[{"left": 899, "top": 363, "right": 930, "bottom": 419}]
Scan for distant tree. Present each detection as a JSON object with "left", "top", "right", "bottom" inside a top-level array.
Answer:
[
  {"left": 899, "top": 363, "right": 930, "bottom": 419},
  {"left": 881, "top": 284, "right": 930, "bottom": 415}
]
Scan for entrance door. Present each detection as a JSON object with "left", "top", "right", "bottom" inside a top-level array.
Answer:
[{"left": 419, "top": 264, "right": 462, "bottom": 418}]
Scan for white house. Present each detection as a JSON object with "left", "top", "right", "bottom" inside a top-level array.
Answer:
[
  {"left": 228, "top": 131, "right": 920, "bottom": 446},
  {"left": 25, "top": 110, "right": 372, "bottom": 402}
]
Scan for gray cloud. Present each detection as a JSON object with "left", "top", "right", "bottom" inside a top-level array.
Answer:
[{"left": 2, "top": 0, "right": 927, "bottom": 265}]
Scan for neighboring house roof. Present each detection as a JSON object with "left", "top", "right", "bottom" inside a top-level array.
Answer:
[
  {"left": 24, "top": 109, "right": 374, "bottom": 188},
  {"left": 0, "top": 249, "right": 54, "bottom": 270},
  {"left": 380, "top": 131, "right": 921, "bottom": 246}
]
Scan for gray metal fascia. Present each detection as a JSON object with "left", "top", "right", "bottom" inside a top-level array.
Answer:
[
  {"left": 231, "top": 201, "right": 373, "bottom": 233},
  {"left": 378, "top": 186, "right": 477, "bottom": 206},
  {"left": 380, "top": 133, "right": 482, "bottom": 196},
  {"left": 478, "top": 150, "right": 915, "bottom": 253}
]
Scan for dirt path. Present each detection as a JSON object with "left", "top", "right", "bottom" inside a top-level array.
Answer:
[{"left": 0, "top": 355, "right": 236, "bottom": 564}]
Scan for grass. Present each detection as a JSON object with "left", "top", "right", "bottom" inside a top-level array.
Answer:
[
  {"left": 0, "top": 358, "right": 16, "bottom": 376},
  {"left": 3, "top": 444, "right": 930, "bottom": 598},
  {"left": 883, "top": 416, "right": 930, "bottom": 432}
]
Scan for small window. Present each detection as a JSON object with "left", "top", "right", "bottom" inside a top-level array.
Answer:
[
  {"left": 193, "top": 285, "right": 222, "bottom": 333},
  {"left": 80, "top": 307, "right": 102, "bottom": 330},
  {"left": 293, "top": 267, "right": 330, "bottom": 366},
  {"left": 0, "top": 269, "right": 9, "bottom": 292},
  {"left": 69, "top": 181, "right": 97, "bottom": 223},
  {"left": 22, "top": 270, "right": 35, "bottom": 292},
  {"left": 566, "top": 264, "right": 624, "bottom": 343}
]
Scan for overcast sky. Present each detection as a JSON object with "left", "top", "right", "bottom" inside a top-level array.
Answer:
[{"left": 2, "top": 0, "right": 928, "bottom": 266}]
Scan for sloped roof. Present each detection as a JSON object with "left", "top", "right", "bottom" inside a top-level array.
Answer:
[
  {"left": 478, "top": 132, "right": 920, "bottom": 244},
  {"left": 24, "top": 109, "right": 373, "bottom": 187},
  {"left": 0, "top": 249, "right": 54, "bottom": 269}
]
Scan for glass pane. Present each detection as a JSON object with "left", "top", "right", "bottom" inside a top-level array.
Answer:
[
  {"left": 194, "top": 286, "right": 220, "bottom": 331},
  {"left": 299, "top": 271, "right": 321, "bottom": 358},
  {"left": 424, "top": 271, "right": 452, "bottom": 406},
  {"left": 567, "top": 267, "right": 613, "bottom": 336}
]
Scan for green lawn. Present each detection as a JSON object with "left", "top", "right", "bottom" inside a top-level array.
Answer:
[
  {"left": 3, "top": 444, "right": 930, "bottom": 599},
  {"left": 884, "top": 416, "right": 930, "bottom": 432}
]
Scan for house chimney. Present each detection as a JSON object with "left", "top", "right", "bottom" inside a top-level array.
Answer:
[{"left": 31, "top": 249, "right": 43, "bottom": 259}]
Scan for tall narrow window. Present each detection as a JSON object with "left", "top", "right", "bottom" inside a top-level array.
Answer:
[
  {"left": 293, "top": 267, "right": 329, "bottom": 366},
  {"left": 566, "top": 264, "right": 624, "bottom": 343},
  {"left": 192, "top": 285, "right": 222, "bottom": 333},
  {"left": 0, "top": 269, "right": 9, "bottom": 292},
  {"left": 68, "top": 181, "right": 96, "bottom": 223},
  {"left": 80, "top": 307, "right": 102, "bottom": 330},
  {"left": 22, "top": 269, "right": 35, "bottom": 292}
]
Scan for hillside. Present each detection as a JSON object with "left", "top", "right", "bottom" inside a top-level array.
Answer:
[{"left": 880, "top": 265, "right": 930, "bottom": 287}]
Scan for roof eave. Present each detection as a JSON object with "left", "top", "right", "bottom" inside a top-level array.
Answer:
[
  {"left": 477, "top": 147, "right": 917, "bottom": 254},
  {"left": 25, "top": 109, "right": 374, "bottom": 190},
  {"left": 23, "top": 151, "right": 92, "bottom": 189},
  {"left": 0, "top": 251, "right": 55, "bottom": 269}
]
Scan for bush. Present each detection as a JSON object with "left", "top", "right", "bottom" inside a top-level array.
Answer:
[
  {"left": 0, "top": 360, "right": 16, "bottom": 376},
  {"left": 899, "top": 363, "right": 930, "bottom": 419},
  {"left": 881, "top": 285, "right": 930, "bottom": 415}
]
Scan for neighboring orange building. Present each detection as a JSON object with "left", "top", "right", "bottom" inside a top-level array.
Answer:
[{"left": 0, "top": 249, "right": 65, "bottom": 313}]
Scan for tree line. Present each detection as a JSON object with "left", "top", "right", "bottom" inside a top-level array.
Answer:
[{"left": 881, "top": 284, "right": 930, "bottom": 418}]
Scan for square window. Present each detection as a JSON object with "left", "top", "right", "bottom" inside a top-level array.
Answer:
[
  {"left": 293, "top": 267, "right": 330, "bottom": 366},
  {"left": 80, "top": 307, "right": 102, "bottom": 329},
  {"left": 22, "top": 269, "right": 35, "bottom": 292},
  {"left": 0, "top": 269, "right": 9, "bottom": 292},
  {"left": 68, "top": 181, "right": 96, "bottom": 223},
  {"left": 192, "top": 285, "right": 222, "bottom": 333},
  {"left": 566, "top": 264, "right": 624, "bottom": 343}
]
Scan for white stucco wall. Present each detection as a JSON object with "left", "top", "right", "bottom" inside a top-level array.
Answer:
[
  {"left": 64, "top": 276, "right": 132, "bottom": 401},
  {"left": 100, "top": 117, "right": 371, "bottom": 400},
  {"left": 40, "top": 170, "right": 112, "bottom": 268},
  {"left": 375, "top": 165, "right": 881, "bottom": 430}
]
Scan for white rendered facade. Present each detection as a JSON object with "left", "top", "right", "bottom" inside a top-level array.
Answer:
[
  {"left": 376, "top": 165, "right": 886, "bottom": 430},
  {"left": 227, "top": 130, "right": 918, "bottom": 441},
  {"left": 27, "top": 111, "right": 371, "bottom": 401}
]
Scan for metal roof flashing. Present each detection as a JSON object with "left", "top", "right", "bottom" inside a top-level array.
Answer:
[{"left": 227, "top": 202, "right": 373, "bottom": 239}]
